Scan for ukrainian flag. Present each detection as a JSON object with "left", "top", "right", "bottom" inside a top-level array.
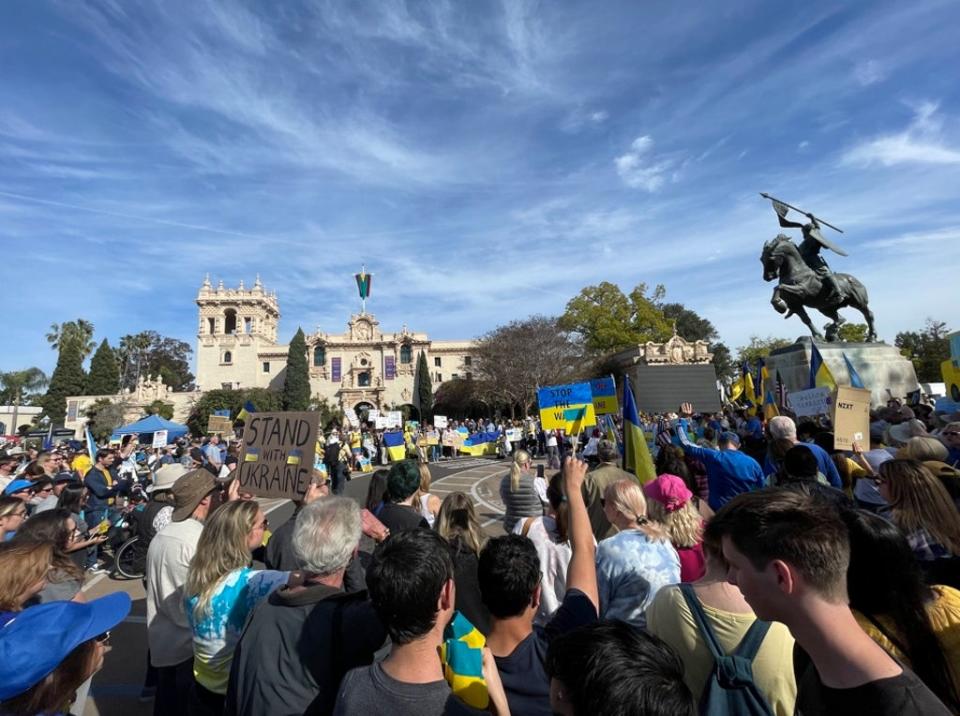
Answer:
[
  {"left": 809, "top": 344, "right": 837, "bottom": 390},
  {"left": 742, "top": 364, "right": 757, "bottom": 415},
  {"left": 728, "top": 374, "right": 745, "bottom": 402},
  {"left": 622, "top": 375, "right": 656, "bottom": 484},
  {"left": 460, "top": 431, "right": 500, "bottom": 456},
  {"left": 441, "top": 612, "right": 487, "bottom": 709},
  {"left": 237, "top": 400, "right": 256, "bottom": 423},
  {"left": 382, "top": 432, "right": 406, "bottom": 461},
  {"left": 763, "top": 388, "right": 780, "bottom": 421},
  {"left": 244, "top": 447, "right": 260, "bottom": 462},
  {"left": 843, "top": 353, "right": 866, "bottom": 389}
]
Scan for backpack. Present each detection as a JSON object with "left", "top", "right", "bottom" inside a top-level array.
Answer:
[{"left": 678, "top": 583, "right": 776, "bottom": 716}]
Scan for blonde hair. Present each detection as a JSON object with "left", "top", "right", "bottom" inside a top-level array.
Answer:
[
  {"left": 435, "top": 492, "right": 486, "bottom": 556},
  {"left": 645, "top": 499, "right": 703, "bottom": 549},
  {"left": 881, "top": 459, "right": 960, "bottom": 556},
  {"left": 510, "top": 450, "right": 531, "bottom": 492},
  {"left": 898, "top": 436, "right": 949, "bottom": 462},
  {"left": 186, "top": 500, "right": 260, "bottom": 619},
  {"left": 603, "top": 480, "right": 668, "bottom": 541},
  {"left": 418, "top": 462, "right": 432, "bottom": 493},
  {"left": 0, "top": 541, "right": 53, "bottom": 610}
]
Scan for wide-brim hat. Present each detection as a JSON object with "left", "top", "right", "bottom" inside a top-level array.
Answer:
[
  {"left": 0, "top": 592, "right": 131, "bottom": 700},
  {"left": 149, "top": 463, "right": 191, "bottom": 493},
  {"left": 171, "top": 469, "right": 217, "bottom": 521},
  {"left": 885, "top": 419, "right": 928, "bottom": 447}
]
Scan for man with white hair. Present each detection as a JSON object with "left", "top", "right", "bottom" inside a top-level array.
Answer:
[
  {"left": 765, "top": 416, "right": 842, "bottom": 488},
  {"left": 226, "top": 497, "right": 386, "bottom": 716}
]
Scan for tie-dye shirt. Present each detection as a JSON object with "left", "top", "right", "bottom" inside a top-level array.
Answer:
[
  {"left": 185, "top": 567, "right": 289, "bottom": 694},
  {"left": 596, "top": 529, "right": 680, "bottom": 628}
]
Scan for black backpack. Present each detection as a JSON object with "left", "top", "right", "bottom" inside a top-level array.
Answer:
[{"left": 678, "top": 583, "right": 776, "bottom": 716}]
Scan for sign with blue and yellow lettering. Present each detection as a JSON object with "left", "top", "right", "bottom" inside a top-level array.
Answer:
[
  {"left": 590, "top": 377, "right": 619, "bottom": 415},
  {"left": 537, "top": 382, "right": 597, "bottom": 433}
]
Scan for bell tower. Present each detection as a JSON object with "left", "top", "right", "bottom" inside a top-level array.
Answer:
[{"left": 195, "top": 275, "right": 281, "bottom": 391}]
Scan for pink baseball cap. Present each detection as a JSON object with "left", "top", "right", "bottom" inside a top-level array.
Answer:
[{"left": 644, "top": 474, "right": 693, "bottom": 513}]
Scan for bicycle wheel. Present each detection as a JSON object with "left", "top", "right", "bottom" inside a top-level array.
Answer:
[{"left": 113, "top": 536, "right": 145, "bottom": 580}]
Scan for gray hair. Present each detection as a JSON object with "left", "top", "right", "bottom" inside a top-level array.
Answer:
[
  {"left": 292, "top": 497, "right": 361, "bottom": 575},
  {"left": 767, "top": 416, "right": 797, "bottom": 441}
]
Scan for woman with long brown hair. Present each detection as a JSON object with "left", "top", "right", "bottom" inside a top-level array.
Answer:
[
  {"left": 878, "top": 459, "right": 960, "bottom": 562},
  {"left": 435, "top": 492, "right": 490, "bottom": 633},
  {"left": 0, "top": 541, "right": 53, "bottom": 615}
]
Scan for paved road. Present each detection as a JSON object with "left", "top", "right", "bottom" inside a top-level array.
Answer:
[{"left": 80, "top": 456, "right": 511, "bottom": 716}]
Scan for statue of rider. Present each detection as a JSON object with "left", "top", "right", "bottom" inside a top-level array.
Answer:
[{"left": 774, "top": 210, "right": 842, "bottom": 302}]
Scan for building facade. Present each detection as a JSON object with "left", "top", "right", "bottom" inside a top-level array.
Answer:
[{"left": 196, "top": 277, "right": 476, "bottom": 415}]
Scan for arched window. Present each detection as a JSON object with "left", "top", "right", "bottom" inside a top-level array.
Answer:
[
  {"left": 400, "top": 344, "right": 412, "bottom": 364},
  {"left": 314, "top": 345, "right": 326, "bottom": 366},
  {"left": 223, "top": 351, "right": 232, "bottom": 364},
  {"left": 358, "top": 371, "right": 371, "bottom": 387},
  {"left": 224, "top": 309, "right": 237, "bottom": 335}
]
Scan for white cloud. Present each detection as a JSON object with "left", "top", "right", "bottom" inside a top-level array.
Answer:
[
  {"left": 854, "top": 59, "right": 887, "bottom": 87},
  {"left": 614, "top": 135, "right": 672, "bottom": 191},
  {"left": 841, "top": 101, "right": 960, "bottom": 166}
]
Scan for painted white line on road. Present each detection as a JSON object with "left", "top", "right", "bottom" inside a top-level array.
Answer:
[{"left": 81, "top": 572, "right": 109, "bottom": 592}]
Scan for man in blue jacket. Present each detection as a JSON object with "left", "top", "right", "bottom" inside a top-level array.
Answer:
[
  {"left": 765, "top": 416, "right": 842, "bottom": 489},
  {"left": 83, "top": 449, "right": 128, "bottom": 572},
  {"left": 676, "top": 429, "right": 765, "bottom": 511}
]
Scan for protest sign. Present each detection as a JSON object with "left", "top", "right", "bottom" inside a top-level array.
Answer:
[
  {"left": 833, "top": 386, "right": 871, "bottom": 451},
  {"left": 427, "top": 430, "right": 440, "bottom": 446},
  {"left": 506, "top": 428, "right": 523, "bottom": 442},
  {"left": 387, "top": 411, "right": 402, "bottom": 428},
  {"left": 367, "top": 409, "right": 380, "bottom": 422},
  {"left": 434, "top": 415, "right": 448, "bottom": 429},
  {"left": 442, "top": 430, "right": 456, "bottom": 447},
  {"left": 538, "top": 382, "right": 597, "bottom": 433},
  {"left": 375, "top": 416, "right": 388, "bottom": 429},
  {"left": 151, "top": 430, "right": 168, "bottom": 448},
  {"left": 590, "top": 377, "right": 619, "bottom": 415},
  {"left": 786, "top": 387, "right": 832, "bottom": 417},
  {"left": 237, "top": 412, "right": 320, "bottom": 499},
  {"left": 344, "top": 408, "right": 359, "bottom": 428},
  {"left": 207, "top": 415, "right": 233, "bottom": 434}
]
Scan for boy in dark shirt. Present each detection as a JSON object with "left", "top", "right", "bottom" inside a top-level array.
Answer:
[
  {"left": 712, "top": 488, "right": 950, "bottom": 715},
  {"left": 480, "top": 457, "right": 598, "bottom": 716}
]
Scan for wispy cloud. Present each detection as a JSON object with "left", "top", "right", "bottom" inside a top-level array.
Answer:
[
  {"left": 853, "top": 59, "right": 887, "bottom": 87},
  {"left": 614, "top": 136, "right": 673, "bottom": 191},
  {"left": 841, "top": 101, "right": 960, "bottom": 166}
]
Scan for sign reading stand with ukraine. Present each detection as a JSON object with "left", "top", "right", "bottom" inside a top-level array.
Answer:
[
  {"left": 237, "top": 411, "right": 320, "bottom": 500},
  {"left": 537, "top": 382, "right": 597, "bottom": 433},
  {"left": 590, "top": 376, "right": 619, "bottom": 415}
]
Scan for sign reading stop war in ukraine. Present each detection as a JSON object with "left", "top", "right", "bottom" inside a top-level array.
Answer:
[
  {"left": 237, "top": 412, "right": 320, "bottom": 500},
  {"left": 590, "top": 377, "right": 619, "bottom": 415},
  {"left": 538, "top": 382, "right": 597, "bottom": 433}
]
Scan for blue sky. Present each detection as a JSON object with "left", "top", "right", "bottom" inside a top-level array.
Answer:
[{"left": 3, "top": 0, "right": 959, "bottom": 377}]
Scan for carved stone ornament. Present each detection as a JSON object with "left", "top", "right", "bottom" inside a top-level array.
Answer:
[{"left": 641, "top": 333, "right": 714, "bottom": 366}]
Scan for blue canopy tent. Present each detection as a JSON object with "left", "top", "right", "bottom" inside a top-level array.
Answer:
[{"left": 110, "top": 414, "right": 189, "bottom": 444}]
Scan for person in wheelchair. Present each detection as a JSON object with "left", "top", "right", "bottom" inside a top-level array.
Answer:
[{"left": 121, "top": 464, "right": 189, "bottom": 577}]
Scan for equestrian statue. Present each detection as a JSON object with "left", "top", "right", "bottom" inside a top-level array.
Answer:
[{"left": 759, "top": 193, "right": 876, "bottom": 342}]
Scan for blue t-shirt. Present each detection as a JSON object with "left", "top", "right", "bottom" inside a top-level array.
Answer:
[
  {"left": 745, "top": 416, "right": 764, "bottom": 440},
  {"left": 679, "top": 439, "right": 766, "bottom": 510},
  {"left": 596, "top": 530, "right": 680, "bottom": 628},
  {"left": 763, "top": 442, "right": 841, "bottom": 489}
]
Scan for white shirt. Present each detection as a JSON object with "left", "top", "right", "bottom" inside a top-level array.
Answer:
[
  {"left": 146, "top": 517, "right": 204, "bottom": 667},
  {"left": 512, "top": 516, "right": 572, "bottom": 625}
]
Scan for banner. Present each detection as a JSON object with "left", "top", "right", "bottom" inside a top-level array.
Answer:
[
  {"left": 331, "top": 357, "right": 341, "bottom": 383},
  {"left": 434, "top": 415, "right": 448, "bottom": 429},
  {"left": 537, "top": 382, "right": 597, "bottom": 433},
  {"left": 833, "top": 386, "right": 871, "bottom": 451},
  {"left": 385, "top": 356, "right": 396, "bottom": 380},
  {"left": 207, "top": 415, "right": 233, "bottom": 434},
  {"left": 237, "top": 412, "right": 320, "bottom": 499},
  {"left": 152, "top": 430, "right": 168, "bottom": 449},
  {"left": 590, "top": 377, "right": 619, "bottom": 415},
  {"left": 786, "top": 387, "right": 832, "bottom": 417}
]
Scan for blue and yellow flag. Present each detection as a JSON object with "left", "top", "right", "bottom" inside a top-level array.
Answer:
[
  {"left": 728, "top": 374, "right": 745, "bottom": 402},
  {"left": 742, "top": 363, "right": 757, "bottom": 415},
  {"left": 537, "top": 382, "right": 597, "bottom": 434},
  {"left": 590, "top": 376, "right": 619, "bottom": 415},
  {"left": 809, "top": 344, "right": 837, "bottom": 390},
  {"left": 459, "top": 431, "right": 500, "bottom": 456},
  {"left": 237, "top": 400, "right": 256, "bottom": 423},
  {"left": 440, "top": 612, "right": 487, "bottom": 709},
  {"left": 622, "top": 375, "right": 656, "bottom": 484},
  {"left": 355, "top": 269, "right": 372, "bottom": 300},
  {"left": 382, "top": 431, "right": 406, "bottom": 461},
  {"left": 842, "top": 353, "right": 866, "bottom": 389},
  {"left": 763, "top": 388, "right": 780, "bottom": 421}
]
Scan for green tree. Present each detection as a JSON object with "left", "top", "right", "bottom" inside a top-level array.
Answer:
[
  {"left": 282, "top": 327, "right": 311, "bottom": 411},
  {"left": 0, "top": 368, "right": 48, "bottom": 435},
  {"left": 896, "top": 319, "right": 950, "bottom": 383},
  {"left": 85, "top": 398, "right": 128, "bottom": 443},
  {"left": 46, "top": 319, "right": 96, "bottom": 361},
  {"left": 660, "top": 303, "right": 719, "bottom": 342},
  {"left": 433, "top": 376, "right": 485, "bottom": 419},
  {"left": 86, "top": 339, "right": 121, "bottom": 395},
  {"left": 559, "top": 282, "right": 671, "bottom": 354},
  {"left": 711, "top": 343, "right": 735, "bottom": 384},
  {"left": 837, "top": 323, "right": 870, "bottom": 343},
  {"left": 186, "top": 388, "right": 282, "bottom": 435},
  {"left": 736, "top": 335, "right": 793, "bottom": 366},
  {"left": 146, "top": 400, "right": 175, "bottom": 420},
  {"left": 415, "top": 350, "right": 433, "bottom": 421},
  {"left": 41, "top": 340, "right": 86, "bottom": 425},
  {"left": 118, "top": 332, "right": 195, "bottom": 391},
  {"left": 308, "top": 396, "right": 344, "bottom": 431}
]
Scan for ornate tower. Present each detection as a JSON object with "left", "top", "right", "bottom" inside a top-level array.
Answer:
[{"left": 196, "top": 275, "right": 281, "bottom": 391}]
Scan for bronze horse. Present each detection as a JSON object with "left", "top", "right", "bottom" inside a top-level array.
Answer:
[{"left": 761, "top": 234, "right": 876, "bottom": 342}]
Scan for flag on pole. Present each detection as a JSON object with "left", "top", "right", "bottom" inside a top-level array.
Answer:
[
  {"left": 842, "top": 353, "right": 866, "bottom": 389},
  {"left": 85, "top": 426, "right": 98, "bottom": 460},
  {"left": 763, "top": 389, "right": 780, "bottom": 421},
  {"left": 742, "top": 363, "right": 757, "bottom": 414},
  {"left": 771, "top": 198, "right": 790, "bottom": 218},
  {"left": 775, "top": 369, "right": 789, "bottom": 408},
  {"left": 753, "top": 359, "right": 766, "bottom": 403},
  {"left": 43, "top": 423, "right": 54, "bottom": 450},
  {"left": 728, "top": 374, "right": 745, "bottom": 402},
  {"left": 237, "top": 400, "right": 256, "bottom": 423},
  {"left": 355, "top": 269, "right": 372, "bottom": 300},
  {"left": 622, "top": 375, "right": 657, "bottom": 484},
  {"left": 808, "top": 344, "right": 837, "bottom": 390}
]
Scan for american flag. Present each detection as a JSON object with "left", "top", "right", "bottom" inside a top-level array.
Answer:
[{"left": 775, "top": 370, "right": 789, "bottom": 408}]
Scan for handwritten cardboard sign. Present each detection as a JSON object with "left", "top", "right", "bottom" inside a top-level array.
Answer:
[
  {"left": 237, "top": 411, "right": 320, "bottom": 500},
  {"left": 207, "top": 415, "right": 233, "bottom": 434},
  {"left": 787, "top": 387, "right": 832, "bottom": 417},
  {"left": 833, "top": 386, "right": 871, "bottom": 451}
]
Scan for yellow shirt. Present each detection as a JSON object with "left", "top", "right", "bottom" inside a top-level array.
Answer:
[
  {"left": 854, "top": 585, "right": 960, "bottom": 694},
  {"left": 72, "top": 454, "right": 92, "bottom": 476},
  {"left": 647, "top": 584, "right": 797, "bottom": 716}
]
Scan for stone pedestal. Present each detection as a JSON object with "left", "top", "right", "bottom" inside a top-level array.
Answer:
[{"left": 765, "top": 338, "right": 919, "bottom": 408}]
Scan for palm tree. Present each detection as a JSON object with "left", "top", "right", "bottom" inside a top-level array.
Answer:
[
  {"left": 0, "top": 368, "right": 48, "bottom": 435},
  {"left": 118, "top": 332, "right": 154, "bottom": 390},
  {"left": 46, "top": 320, "right": 96, "bottom": 361}
]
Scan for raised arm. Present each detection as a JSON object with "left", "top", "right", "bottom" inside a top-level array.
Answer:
[
  {"left": 563, "top": 456, "right": 598, "bottom": 611},
  {"left": 776, "top": 214, "right": 804, "bottom": 230}
]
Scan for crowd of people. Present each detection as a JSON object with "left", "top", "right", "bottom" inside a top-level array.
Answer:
[{"left": 0, "top": 395, "right": 959, "bottom": 715}]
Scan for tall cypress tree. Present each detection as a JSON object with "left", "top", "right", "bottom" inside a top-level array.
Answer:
[
  {"left": 415, "top": 350, "right": 433, "bottom": 421},
  {"left": 282, "top": 327, "right": 311, "bottom": 411},
  {"left": 86, "top": 339, "right": 120, "bottom": 395},
  {"left": 41, "top": 339, "right": 87, "bottom": 425}
]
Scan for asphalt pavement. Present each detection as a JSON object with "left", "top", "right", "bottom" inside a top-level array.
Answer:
[{"left": 79, "top": 456, "right": 512, "bottom": 716}]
